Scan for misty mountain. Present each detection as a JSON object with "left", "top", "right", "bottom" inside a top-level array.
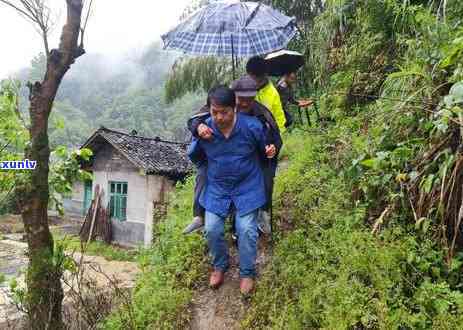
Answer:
[{"left": 13, "top": 42, "right": 205, "bottom": 148}]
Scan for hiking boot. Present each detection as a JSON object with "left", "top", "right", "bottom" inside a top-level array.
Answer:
[
  {"left": 240, "top": 278, "right": 254, "bottom": 295},
  {"left": 209, "top": 270, "right": 225, "bottom": 289},
  {"left": 257, "top": 210, "right": 271, "bottom": 235},
  {"left": 182, "top": 216, "right": 204, "bottom": 234}
]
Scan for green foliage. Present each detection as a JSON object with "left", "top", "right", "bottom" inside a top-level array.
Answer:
[
  {"left": 240, "top": 1, "right": 463, "bottom": 328},
  {"left": 102, "top": 177, "right": 207, "bottom": 329},
  {"left": 48, "top": 100, "right": 93, "bottom": 148},
  {"left": 0, "top": 80, "right": 30, "bottom": 214},
  {"left": 100, "top": 87, "right": 205, "bottom": 141},
  {"left": 48, "top": 146, "right": 93, "bottom": 216},
  {"left": 243, "top": 130, "right": 463, "bottom": 329},
  {"left": 165, "top": 56, "right": 236, "bottom": 103},
  {"left": 12, "top": 42, "right": 197, "bottom": 148},
  {"left": 0, "top": 80, "right": 96, "bottom": 215}
]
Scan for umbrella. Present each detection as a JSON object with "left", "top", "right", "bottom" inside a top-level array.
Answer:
[
  {"left": 265, "top": 49, "right": 304, "bottom": 76},
  {"left": 161, "top": 1, "right": 297, "bottom": 78}
]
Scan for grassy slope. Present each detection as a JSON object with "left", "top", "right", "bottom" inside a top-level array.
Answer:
[
  {"left": 240, "top": 2, "right": 463, "bottom": 328},
  {"left": 242, "top": 128, "right": 463, "bottom": 329},
  {"left": 102, "top": 126, "right": 463, "bottom": 330},
  {"left": 101, "top": 2, "right": 463, "bottom": 327}
]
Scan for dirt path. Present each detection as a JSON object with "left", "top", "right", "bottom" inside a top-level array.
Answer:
[{"left": 187, "top": 239, "right": 271, "bottom": 330}]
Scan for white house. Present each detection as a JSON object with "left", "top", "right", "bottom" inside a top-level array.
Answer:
[{"left": 63, "top": 126, "right": 192, "bottom": 247}]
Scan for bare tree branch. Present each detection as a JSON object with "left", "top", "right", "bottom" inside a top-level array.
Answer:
[
  {"left": 79, "top": 0, "right": 93, "bottom": 48},
  {"left": 0, "top": 140, "right": 11, "bottom": 154},
  {"left": 0, "top": 0, "right": 36, "bottom": 22},
  {"left": 1, "top": 0, "right": 53, "bottom": 56}
]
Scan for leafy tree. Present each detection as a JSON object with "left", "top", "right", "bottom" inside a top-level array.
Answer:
[
  {"left": 0, "top": 80, "right": 29, "bottom": 214},
  {"left": 0, "top": 0, "right": 92, "bottom": 327}
]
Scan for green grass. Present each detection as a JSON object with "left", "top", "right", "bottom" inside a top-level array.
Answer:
[
  {"left": 242, "top": 131, "right": 463, "bottom": 329},
  {"left": 101, "top": 177, "right": 207, "bottom": 329}
]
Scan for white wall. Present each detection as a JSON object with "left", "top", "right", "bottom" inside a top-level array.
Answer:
[
  {"left": 93, "top": 169, "right": 147, "bottom": 224},
  {"left": 65, "top": 144, "right": 177, "bottom": 246}
]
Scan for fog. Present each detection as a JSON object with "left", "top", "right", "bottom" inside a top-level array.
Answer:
[{"left": 0, "top": 0, "right": 191, "bottom": 78}]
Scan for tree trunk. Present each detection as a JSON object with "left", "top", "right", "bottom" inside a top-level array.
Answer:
[{"left": 19, "top": 1, "right": 84, "bottom": 328}]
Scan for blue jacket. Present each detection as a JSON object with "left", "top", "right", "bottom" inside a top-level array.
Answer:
[{"left": 188, "top": 113, "right": 267, "bottom": 217}]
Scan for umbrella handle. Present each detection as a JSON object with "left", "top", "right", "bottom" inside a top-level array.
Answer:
[{"left": 231, "top": 34, "right": 236, "bottom": 79}]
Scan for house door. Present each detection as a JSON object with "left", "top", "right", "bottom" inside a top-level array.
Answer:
[{"left": 83, "top": 180, "right": 93, "bottom": 215}]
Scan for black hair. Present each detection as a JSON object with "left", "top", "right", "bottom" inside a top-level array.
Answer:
[
  {"left": 208, "top": 85, "right": 236, "bottom": 108},
  {"left": 246, "top": 56, "right": 267, "bottom": 77}
]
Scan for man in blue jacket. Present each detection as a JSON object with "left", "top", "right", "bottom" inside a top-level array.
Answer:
[
  {"left": 188, "top": 85, "right": 270, "bottom": 295},
  {"left": 183, "top": 76, "right": 282, "bottom": 235}
]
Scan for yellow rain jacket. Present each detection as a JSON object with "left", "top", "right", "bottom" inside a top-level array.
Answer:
[{"left": 255, "top": 81, "right": 286, "bottom": 133}]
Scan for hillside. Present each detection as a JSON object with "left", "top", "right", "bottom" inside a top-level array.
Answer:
[
  {"left": 2, "top": 0, "right": 463, "bottom": 328},
  {"left": 11, "top": 43, "right": 205, "bottom": 148},
  {"left": 99, "top": 1, "right": 463, "bottom": 329}
]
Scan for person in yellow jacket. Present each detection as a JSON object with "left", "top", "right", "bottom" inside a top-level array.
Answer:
[{"left": 246, "top": 56, "right": 286, "bottom": 133}]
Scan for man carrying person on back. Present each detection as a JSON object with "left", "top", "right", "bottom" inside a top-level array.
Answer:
[
  {"left": 188, "top": 85, "right": 273, "bottom": 294},
  {"left": 183, "top": 76, "right": 282, "bottom": 235}
]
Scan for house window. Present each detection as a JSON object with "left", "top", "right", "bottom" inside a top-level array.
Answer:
[{"left": 109, "top": 181, "right": 127, "bottom": 221}]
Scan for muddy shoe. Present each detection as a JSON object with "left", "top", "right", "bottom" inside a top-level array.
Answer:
[
  {"left": 183, "top": 216, "right": 204, "bottom": 234},
  {"left": 209, "top": 270, "right": 225, "bottom": 289},
  {"left": 240, "top": 278, "right": 254, "bottom": 295}
]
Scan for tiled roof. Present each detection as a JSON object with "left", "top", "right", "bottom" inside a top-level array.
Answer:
[{"left": 81, "top": 126, "right": 192, "bottom": 179}]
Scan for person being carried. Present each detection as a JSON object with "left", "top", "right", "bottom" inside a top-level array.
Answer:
[
  {"left": 246, "top": 56, "right": 287, "bottom": 133},
  {"left": 188, "top": 85, "right": 269, "bottom": 294},
  {"left": 276, "top": 71, "right": 313, "bottom": 128},
  {"left": 183, "top": 76, "right": 282, "bottom": 234}
]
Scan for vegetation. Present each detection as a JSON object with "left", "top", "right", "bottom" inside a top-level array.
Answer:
[
  {"left": 0, "top": 82, "right": 92, "bottom": 216},
  {"left": 243, "top": 130, "right": 463, "bottom": 329},
  {"left": 106, "top": 0, "right": 463, "bottom": 328},
  {"left": 241, "top": 0, "right": 463, "bottom": 328},
  {"left": 3, "top": 0, "right": 463, "bottom": 328},
  {"left": 102, "top": 178, "right": 207, "bottom": 329},
  {"left": 10, "top": 44, "right": 206, "bottom": 148}
]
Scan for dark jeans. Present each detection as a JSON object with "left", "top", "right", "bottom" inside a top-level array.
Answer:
[
  {"left": 192, "top": 159, "right": 277, "bottom": 217},
  {"left": 193, "top": 163, "right": 207, "bottom": 218},
  {"left": 262, "top": 159, "right": 277, "bottom": 212}
]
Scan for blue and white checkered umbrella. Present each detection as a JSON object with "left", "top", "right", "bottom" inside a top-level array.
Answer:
[{"left": 161, "top": 1, "right": 297, "bottom": 59}]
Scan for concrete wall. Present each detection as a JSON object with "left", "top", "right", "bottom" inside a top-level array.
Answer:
[
  {"left": 143, "top": 175, "right": 175, "bottom": 245},
  {"left": 63, "top": 181, "right": 84, "bottom": 217},
  {"left": 91, "top": 146, "right": 145, "bottom": 246},
  {"left": 111, "top": 219, "right": 145, "bottom": 247}
]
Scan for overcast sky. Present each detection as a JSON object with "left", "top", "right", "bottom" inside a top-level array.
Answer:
[{"left": 0, "top": 0, "right": 191, "bottom": 78}]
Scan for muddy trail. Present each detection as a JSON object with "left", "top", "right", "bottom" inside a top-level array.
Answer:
[
  {"left": 187, "top": 238, "right": 271, "bottom": 330},
  {"left": 186, "top": 161, "right": 287, "bottom": 329}
]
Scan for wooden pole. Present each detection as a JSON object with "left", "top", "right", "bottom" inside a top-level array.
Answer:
[{"left": 87, "top": 184, "right": 100, "bottom": 244}]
